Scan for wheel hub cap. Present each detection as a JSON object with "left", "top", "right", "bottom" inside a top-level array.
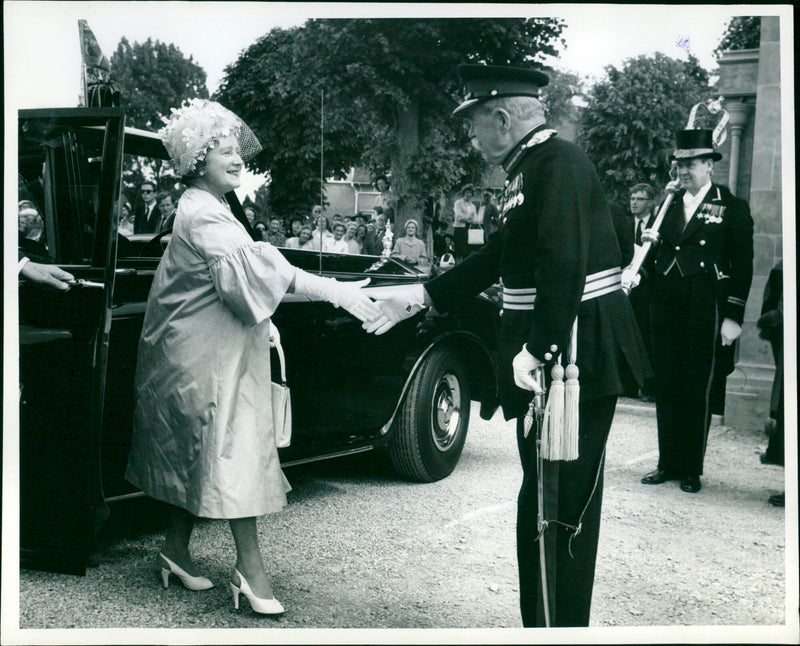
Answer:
[{"left": 432, "top": 373, "right": 461, "bottom": 451}]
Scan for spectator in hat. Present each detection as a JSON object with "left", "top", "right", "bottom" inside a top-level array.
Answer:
[
  {"left": 119, "top": 199, "right": 135, "bottom": 236},
  {"left": 639, "top": 124, "right": 754, "bottom": 495},
  {"left": 364, "top": 63, "right": 650, "bottom": 627},
  {"left": 391, "top": 218, "right": 428, "bottom": 267}
]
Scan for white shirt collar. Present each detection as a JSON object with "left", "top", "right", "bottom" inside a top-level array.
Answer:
[{"left": 682, "top": 181, "right": 712, "bottom": 210}]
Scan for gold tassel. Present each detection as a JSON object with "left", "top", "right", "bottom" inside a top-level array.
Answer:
[
  {"left": 542, "top": 363, "right": 564, "bottom": 460},
  {"left": 562, "top": 363, "right": 580, "bottom": 461}
]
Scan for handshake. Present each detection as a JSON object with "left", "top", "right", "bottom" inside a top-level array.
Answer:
[
  {"left": 314, "top": 276, "right": 430, "bottom": 335},
  {"left": 362, "top": 284, "right": 431, "bottom": 335}
]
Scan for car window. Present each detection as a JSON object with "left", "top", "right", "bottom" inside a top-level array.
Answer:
[
  {"left": 278, "top": 248, "right": 424, "bottom": 277},
  {"left": 19, "top": 118, "right": 106, "bottom": 265},
  {"left": 114, "top": 129, "right": 175, "bottom": 261}
]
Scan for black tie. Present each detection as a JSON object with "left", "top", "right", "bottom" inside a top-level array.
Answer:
[{"left": 635, "top": 219, "right": 643, "bottom": 246}]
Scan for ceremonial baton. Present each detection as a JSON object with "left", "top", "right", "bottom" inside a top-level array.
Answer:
[{"left": 622, "top": 165, "right": 679, "bottom": 295}]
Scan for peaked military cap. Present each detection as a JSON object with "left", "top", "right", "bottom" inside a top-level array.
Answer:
[
  {"left": 671, "top": 129, "right": 722, "bottom": 161},
  {"left": 453, "top": 64, "right": 549, "bottom": 115}
]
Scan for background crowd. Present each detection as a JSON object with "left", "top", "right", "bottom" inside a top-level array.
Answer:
[{"left": 115, "top": 174, "right": 504, "bottom": 275}]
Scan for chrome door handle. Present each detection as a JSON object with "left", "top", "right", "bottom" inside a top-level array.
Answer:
[{"left": 67, "top": 279, "right": 104, "bottom": 289}]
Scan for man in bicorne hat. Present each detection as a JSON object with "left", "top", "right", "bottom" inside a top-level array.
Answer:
[
  {"left": 366, "top": 64, "right": 650, "bottom": 627},
  {"left": 639, "top": 127, "right": 754, "bottom": 494}
]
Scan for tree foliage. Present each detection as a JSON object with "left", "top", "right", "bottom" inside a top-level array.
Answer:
[
  {"left": 110, "top": 37, "right": 209, "bottom": 129},
  {"left": 714, "top": 16, "right": 761, "bottom": 57},
  {"left": 580, "top": 52, "right": 710, "bottom": 204},
  {"left": 110, "top": 37, "right": 210, "bottom": 196},
  {"left": 539, "top": 67, "right": 585, "bottom": 133},
  {"left": 215, "top": 18, "right": 565, "bottom": 219}
]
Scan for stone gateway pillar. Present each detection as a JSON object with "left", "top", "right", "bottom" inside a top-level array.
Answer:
[{"left": 715, "top": 16, "right": 783, "bottom": 429}]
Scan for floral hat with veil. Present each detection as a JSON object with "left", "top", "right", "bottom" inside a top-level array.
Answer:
[{"left": 158, "top": 98, "right": 262, "bottom": 178}]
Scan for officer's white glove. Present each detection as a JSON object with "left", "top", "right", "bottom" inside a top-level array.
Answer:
[
  {"left": 512, "top": 345, "right": 543, "bottom": 393},
  {"left": 664, "top": 178, "right": 681, "bottom": 194},
  {"left": 720, "top": 318, "right": 742, "bottom": 346},
  {"left": 362, "top": 284, "right": 429, "bottom": 335},
  {"left": 621, "top": 268, "right": 641, "bottom": 292},
  {"left": 292, "top": 270, "right": 381, "bottom": 323}
]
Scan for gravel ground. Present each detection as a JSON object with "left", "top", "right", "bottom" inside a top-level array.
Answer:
[{"left": 8, "top": 398, "right": 796, "bottom": 644}]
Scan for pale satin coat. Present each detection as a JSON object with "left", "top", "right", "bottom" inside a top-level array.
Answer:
[{"left": 125, "top": 187, "right": 296, "bottom": 519}]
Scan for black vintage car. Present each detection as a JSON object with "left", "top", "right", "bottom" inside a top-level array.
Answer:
[{"left": 17, "top": 107, "right": 501, "bottom": 575}]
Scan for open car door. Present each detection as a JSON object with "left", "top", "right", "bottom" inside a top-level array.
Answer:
[{"left": 18, "top": 108, "right": 125, "bottom": 574}]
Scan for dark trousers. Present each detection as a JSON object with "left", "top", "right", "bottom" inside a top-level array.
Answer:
[
  {"left": 764, "top": 337, "right": 784, "bottom": 465},
  {"left": 516, "top": 395, "right": 617, "bottom": 627},
  {"left": 626, "top": 287, "right": 656, "bottom": 397},
  {"left": 651, "top": 272, "right": 718, "bottom": 476}
]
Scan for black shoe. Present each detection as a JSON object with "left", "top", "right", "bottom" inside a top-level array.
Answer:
[
  {"left": 768, "top": 492, "right": 785, "bottom": 507},
  {"left": 680, "top": 475, "right": 701, "bottom": 493},
  {"left": 760, "top": 452, "right": 783, "bottom": 466},
  {"left": 641, "top": 468, "right": 678, "bottom": 485}
]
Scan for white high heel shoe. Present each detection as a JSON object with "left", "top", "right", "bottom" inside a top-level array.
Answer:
[
  {"left": 159, "top": 552, "right": 214, "bottom": 591},
  {"left": 230, "top": 568, "right": 285, "bottom": 615}
]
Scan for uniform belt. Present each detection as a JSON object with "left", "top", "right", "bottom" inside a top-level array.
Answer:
[{"left": 502, "top": 267, "right": 622, "bottom": 310}]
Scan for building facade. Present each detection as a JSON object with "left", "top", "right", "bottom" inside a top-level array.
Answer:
[{"left": 715, "top": 16, "right": 783, "bottom": 428}]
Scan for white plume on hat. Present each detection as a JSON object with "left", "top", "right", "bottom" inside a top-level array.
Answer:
[
  {"left": 685, "top": 97, "right": 729, "bottom": 147},
  {"left": 159, "top": 98, "right": 262, "bottom": 177}
]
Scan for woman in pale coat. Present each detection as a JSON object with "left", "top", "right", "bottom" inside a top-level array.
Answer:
[
  {"left": 125, "top": 99, "right": 381, "bottom": 615},
  {"left": 391, "top": 218, "right": 428, "bottom": 267}
]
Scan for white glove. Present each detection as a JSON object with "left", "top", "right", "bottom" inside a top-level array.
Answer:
[
  {"left": 621, "top": 268, "right": 641, "bottom": 292},
  {"left": 362, "top": 284, "right": 429, "bottom": 335},
  {"left": 512, "top": 345, "right": 543, "bottom": 393},
  {"left": 292, "top": 270, "right": 381, "bottom": 323},
  {"left": 664, "top": 178, "right": 681, "bottom": 194},
  {"left": 720, "top": 318, "right": 742, "bottom": 346}
]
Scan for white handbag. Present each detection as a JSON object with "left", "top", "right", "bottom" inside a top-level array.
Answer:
[
  {"left": 269, "top": 322, "right": 292, "bottom": 448},
  {"left": 467, "top": 225, "right": 485, "bottom": 245}
]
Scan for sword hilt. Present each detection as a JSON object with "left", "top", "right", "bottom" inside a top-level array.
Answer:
[
  {"left": 532, "top": 366, "right": 547, "bottom": 411},
  {"left": 523, "top": 367, "right": 547, "bottom": 438}
]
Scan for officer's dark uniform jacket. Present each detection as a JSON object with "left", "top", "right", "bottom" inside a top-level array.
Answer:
[
  {"left": 645, "top": 182, "right": 754, "bottom": 326},
  {"left": 425, "top": 125, "right": 650, "bottom": 420}
]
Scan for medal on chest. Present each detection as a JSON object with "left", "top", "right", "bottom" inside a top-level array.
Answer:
[
  {"left": 499, "top": 174, "right": 524, "bottom": 222},
  {"left": 498, "top": 129, "right": 557, "bottom": 225},
  {"left": 696, "top": 203, "right": 726, "bottom": 224}
]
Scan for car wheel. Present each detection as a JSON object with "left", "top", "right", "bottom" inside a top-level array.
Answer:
[{"left": 389, "top": 347, "right": 471, "bottom": 482}]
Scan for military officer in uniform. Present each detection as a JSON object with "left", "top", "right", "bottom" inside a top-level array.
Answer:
[
  {"left": 639, "top": 127, "right": 754, "bottom": 493},
  {"left": 366, "top": 64, "right": 650, "bottom": 627}
]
